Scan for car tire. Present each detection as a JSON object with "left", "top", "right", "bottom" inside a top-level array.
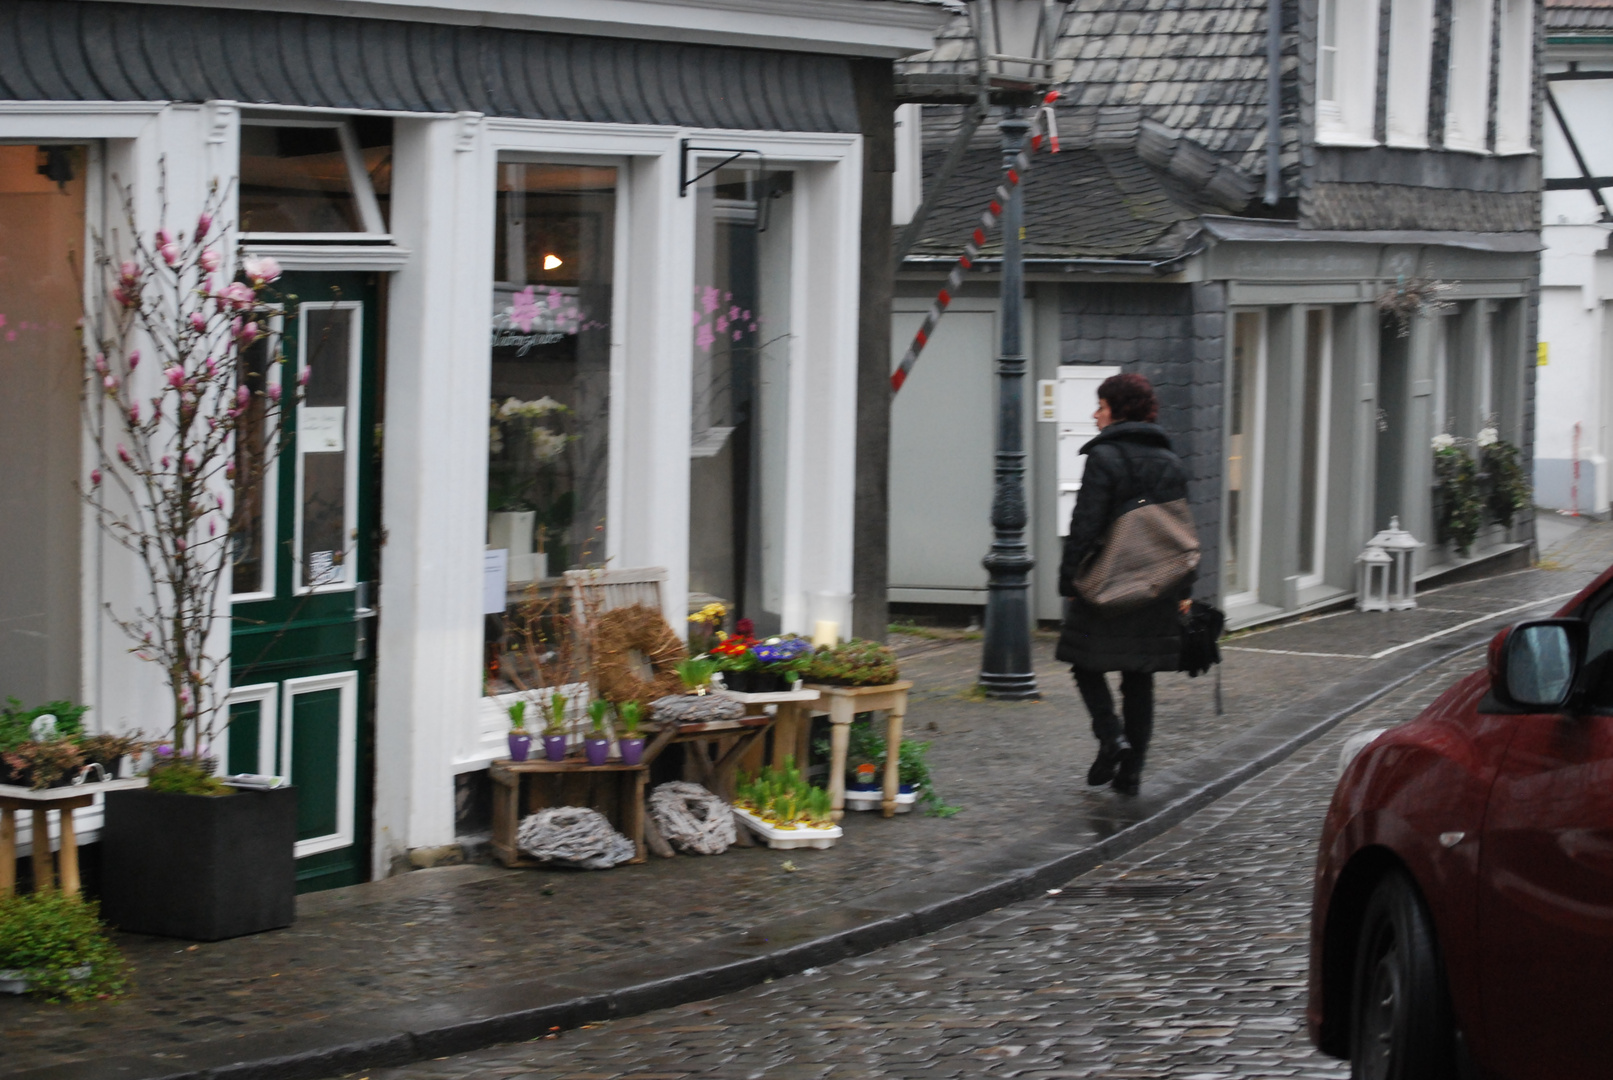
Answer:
[{"left": 1349, "top": 869, "right": 1458, "bottom": 1080}]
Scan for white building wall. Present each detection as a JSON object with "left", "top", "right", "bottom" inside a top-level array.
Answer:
[{"left": 1539, "top": 54, "right": 1613, "bottom": 515}]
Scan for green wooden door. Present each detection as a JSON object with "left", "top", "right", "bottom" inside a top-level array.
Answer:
[{"left": 229, "top": 272, "right": 381, "bottom": 893}]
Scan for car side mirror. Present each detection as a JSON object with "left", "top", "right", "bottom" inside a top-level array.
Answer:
[{"left": 1489, "top": 619, "right": 1586, "bottom": 710}]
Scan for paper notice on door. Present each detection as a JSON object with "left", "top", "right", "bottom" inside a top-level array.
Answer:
[
  {"left": 307, "top": 550, "right": 339, "bottom": 586},
  {"left": 300, "top": 406, "right": 346, "bottom": 452},
  {"left": 484, "top": 548, "right": 509, "bottom": 614}
]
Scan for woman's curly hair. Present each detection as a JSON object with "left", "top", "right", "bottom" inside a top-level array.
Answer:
[{"left": 1097, "top": 372, "right": 1159, "bottom": 423}]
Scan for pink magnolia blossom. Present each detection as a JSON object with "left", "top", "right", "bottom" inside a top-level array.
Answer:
[
  {"left": 175, "top": 538, "right": 186, "bottom": 553},
  {"left": 157, "top": 229, "right": 173, "bottom": 247},
  {"left": 236, "top": 385, "right": 250, "bottom": 407},
  {"left": 161, "top": 455, "right": 170, "bottom": 468},
  {"left": 127, "top": 349, "right": 140, "bottom": 370},
  {"left": 199, "top": 248, "right": 221, "bottom": 273},
  {"left": 236, "top": 321, "right": 259, "bottom": 347},
  {"left": 111, "top": 286, "right": 132, "bottom": 308},
  {"left": 242, "top": 255, "right": 282, "bottom": 285},
  {"left": 298, "top": 366, "right": 311, "bottom": 387},
  {"left": 165, "top": 366, "right": 185, "bottom": 389},
  {"left": 128, "top": 402, "right": 140, "bottom": 423},
  {"left": 183, "top": 454, "right": 196, "bottom": 473},
  {"left": 204, "top": 356, "right": 216, "bottom": 378},
  {"left": 209, "top": 519, "right": 217, "bottom": 537},
  {"left": 160, "top": 242, "right": 181, "bottom": 266},
  {"left": 196, "top": 212, "right": 212, "bottom": 239},
  {"left": 118, "top": 260, "right": 139, "bottom": 284},
  {"left": 267, "top": 382, "right": 282, "bottom": 402},
  {"left": 221, "top": 282, "right": 254, "bottom": 310},
  {"left": 102, "top": 374, "right": 118, "bottom": 391},
  {"left": 189, "top": 312, "right": 206, "bottom": 333},
  {"left": 94, "top": 353, "right": 108, "bottom": 374},
  {"left": 90, "top": 468, "right": 102, "bottom": 486},
  {"left": 117, "top": 443, "right": 131, "bottom": 464}
]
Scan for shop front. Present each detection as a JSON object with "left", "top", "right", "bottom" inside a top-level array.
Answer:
[{"left": 0, "top": 0, "right": 943, "bottom": 885}]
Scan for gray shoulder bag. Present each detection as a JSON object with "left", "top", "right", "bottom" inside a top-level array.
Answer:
[{"left": 1072, "top": 450, "right": 1201, "bottom": 612}]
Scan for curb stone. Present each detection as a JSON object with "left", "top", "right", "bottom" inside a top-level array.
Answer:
[{"left": 9, "top": 620, "right": 1515, "bottom": 1080}]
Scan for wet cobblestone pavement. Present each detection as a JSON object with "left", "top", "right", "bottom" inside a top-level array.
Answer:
[
  {"left": 4, "top": 524, "right": 1609, "bottom": 1077},
  {"left": 332, "top": 645, "right": 1483, "bottom": 1080}
]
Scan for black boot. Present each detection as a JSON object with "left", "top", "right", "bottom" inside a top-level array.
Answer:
[
  {"left": 1111, "top": 750, "right": 1143, "bottom": 796},
  {"left": 1087, "top": 736, "right": 1131, "bottom": 786}
]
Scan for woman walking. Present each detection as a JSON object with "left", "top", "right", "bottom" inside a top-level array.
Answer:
[{"left": 1056, "top": 373, "right": 1194, "bottom": 796}]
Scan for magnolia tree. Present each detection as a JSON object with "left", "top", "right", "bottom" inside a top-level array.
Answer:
[{"left": 83, "top": 181, "right": 299, "bottom": 765}]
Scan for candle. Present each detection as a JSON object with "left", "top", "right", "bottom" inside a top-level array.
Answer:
[{"left": 812, "top": 620, "right": 839, "bottom": 648}]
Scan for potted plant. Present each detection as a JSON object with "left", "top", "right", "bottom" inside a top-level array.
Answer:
[
  {"left": 0, "top": 891, "right": 128, "bottom": 1002},
  {"left": 506, "top": 701, "right": 532, "bottom": 761},
  {"left": 676, "top": 656, "right": 721, "bottom": 695},
  {"left": 584, "top": 698, "right": 612, "bottom": 766},
  {"left": 724, "top": 636, "right": 813, "bottom": 693},
  {"left": 616, "top": 700, "right": 646, "bottom": 766},
  {"left": 543, "top": 691, "right": 569, "bottom": 762},
  {"left": 805, "top": 639, "right": 900, "bottom": 687},
  {"left": 84, "top": 185, "right": 300, "bottom": 941}
]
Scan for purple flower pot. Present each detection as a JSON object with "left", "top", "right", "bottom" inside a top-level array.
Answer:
[
  {"left": 543, "top": 734, "right": 567, "bottom": 762},
  {"left": 584, "top": 737, "right": 611, "bottom": 766},
  {"left": 507, "top": 732, "right": 532, "bottom": 762},
  {"left": 618, "top": 736, "right": 645, "bottom": 766}
]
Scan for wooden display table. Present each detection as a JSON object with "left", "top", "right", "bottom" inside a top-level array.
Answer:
[
  {"left": 0, "top": 778, "right": 147, "bottom": 897},
  {"left": 489, "top": 712, "right": 773, "bottom": 868},
  {"left": 804, "top": 681, "right": 914, "bottom": 821},
  {"left": 714, "top": 687, "right": 820, "bottom": 776}
]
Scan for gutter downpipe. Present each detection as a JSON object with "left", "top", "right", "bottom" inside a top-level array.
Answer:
[{"left": 1265, "top": 0, "right": 1281, "bottom": 205}]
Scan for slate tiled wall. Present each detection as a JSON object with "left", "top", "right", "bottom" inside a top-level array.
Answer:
[{"left": 1060, "top": 282, "right": 1226, "bottom": 600}]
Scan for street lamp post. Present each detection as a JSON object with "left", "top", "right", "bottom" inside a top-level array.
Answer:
[{"left": 966, "top": 0, "right": 1064, "bottom": 699}]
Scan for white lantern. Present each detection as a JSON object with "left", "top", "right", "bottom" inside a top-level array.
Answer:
[
  {"left": 965, "top": 0, "right": 1064, "bottom": 86},
  {"left": 1356, "top": 545, "right": 1393, "bottom": 612},
  {"left": 1365, "top": 516, "right": 1424, "bottom": 611}
]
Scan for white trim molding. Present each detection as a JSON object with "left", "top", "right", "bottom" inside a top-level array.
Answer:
[
  {"left": 1386, "top": 0, "right": 1434, "bottom": 148},
  {"left": 281, "top": 671, "right": 360, "bottom": 858},
  {"left": 1444, "top": 0, "right": 1495, "bottom": 153},
  {"left": 1494, "top": 0, "right": 1534, "bottom": 155},
  {"left": 239, "top": 243, "right": 412, "bottom": 271}
]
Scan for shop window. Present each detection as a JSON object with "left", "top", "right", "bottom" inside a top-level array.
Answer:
[
  {"left": 1316, "top": 0, "right": 1380, "bottom": 145},
  {"left": 0, "top": 144, "right": 85, "bottom": 703},
  {"left": 689, "top": 167, "right": 794, "bottom": 636},
  {"left": 238, "top": 118, "right": 391, "bottom": 236},
  {"left": 1494, "top": 0, "right": 1534, "bottom": 154},
  {"left": 1225, "top": 311, "right": 1266, "bottom": 603},
  {"left": 483, "top": 160, "right": 616, "bottom": 696},
  {"left": 1443, "top": 0, "right": 1494, "bottom": 152},
  {"left": 1385, "top": 0, "right": 1435, "bottom": 148}
]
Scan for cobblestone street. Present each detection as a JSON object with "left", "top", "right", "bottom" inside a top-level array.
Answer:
[{"left": 337, "top": 649, "right": 1483, "bottom": 1080}]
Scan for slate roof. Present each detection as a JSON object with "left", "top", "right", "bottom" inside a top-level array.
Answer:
[
  {"left": 0, "top": 0, "right": 860, "bottom": 131},
  {"left": 902, "top": 114, "right": 1255, "bottom": 262},
  {"left": 1547, "top": 0, "right": 1613, "bottom": 32},
  {"left": 901, "top": 0, "right": 1285, "bottom": 187}
]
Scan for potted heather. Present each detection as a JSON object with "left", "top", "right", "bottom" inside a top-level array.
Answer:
[
  {"left": 507, "top": 701, "right": 532, "bottom": 762},
  {"left": 584, "top": 698, "right": 612, "bottom": 766},
  {"left": 616, "top": 700, "right": 645, "bottom": 766},
  {"left": 805, "top": 639, "right": 900, "bottom": 687},
  {"left": 0, "top": 890, "right": 129, "bottom": 1002},
  {"left": 84, "top": 183, "right": 300, "bottom": 941},
  {"left": 544, "top": 691, "right": 569, "bottom": 761}
]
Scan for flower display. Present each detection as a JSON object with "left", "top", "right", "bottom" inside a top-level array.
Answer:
[{"left": 1431, "top": 433, "right": 1456, "bottom": 451}]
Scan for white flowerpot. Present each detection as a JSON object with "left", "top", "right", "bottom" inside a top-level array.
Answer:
[
  {"left": 731, "top": 806, "right": 841, "bottom": 849},
  {"left": 489, "top": 512, "right": 537, "bottom": 581}
]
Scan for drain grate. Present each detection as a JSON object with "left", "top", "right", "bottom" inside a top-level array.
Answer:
[{"left": 1047, "top": 878, "right": 1212, "bottom": 902}]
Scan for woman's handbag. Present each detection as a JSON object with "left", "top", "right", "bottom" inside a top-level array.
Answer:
[
  {"left": 1180, "top": 600, "right": 1226, "bottom": 677},
  {"left": 1072, "top": 492, "right": 1202, "bottom": 611}
]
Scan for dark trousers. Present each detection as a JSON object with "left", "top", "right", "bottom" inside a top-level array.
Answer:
[{"left": 1073, "top": 668, "right": 1154, "bottom": 759}]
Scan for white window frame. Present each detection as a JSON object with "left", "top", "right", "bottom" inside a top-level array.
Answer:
[
  {"left": 1316, "top": 0, "right": 1382, "bottom": 146},
  {"left": 281, "top": 670, "right": 358, "bottom": 858},
  {"left": 893, "top": 103, "right": 923, "bottom": 226},
  {"left": 1225, "top": 309, "right": 1269, "bottom": 608},
  {"left": 239, "top": 117, "right": 389, "bottom": 242},
  {"left": 230, "top": 307, "right": 283, "bottom": 602},
  {"left": 1386, "top": 0, "right": 1435, "bottom": 148},
  {"left": 291, "top": 299, "right": 364, "bottom": 596},
  {"left": 1444, "top": 0, "right": 1495, "bottom": 153},
  {"left": 1494, "top": 0, "right": 1534, "bottom": 154}
]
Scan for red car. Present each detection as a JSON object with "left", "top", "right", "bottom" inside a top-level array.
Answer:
[{"left": 1309, "top": 566, "right": 1613, "bottom": 1080}]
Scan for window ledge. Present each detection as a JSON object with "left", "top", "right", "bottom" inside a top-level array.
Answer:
[
  {"left": 1314, "top": 130, "right": 1380, "bottom": 148},
  {"left": 240, "top": 242, "right": 412, "bottom": 271}
]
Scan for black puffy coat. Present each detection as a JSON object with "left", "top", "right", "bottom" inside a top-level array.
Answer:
[{"left": 1055, "top": 422, "right": 1194, "bottom": 673}]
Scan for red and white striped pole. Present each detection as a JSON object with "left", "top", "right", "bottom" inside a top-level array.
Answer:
[{"left": 891, "top": 91, "right": 1061, "bottom": 395}]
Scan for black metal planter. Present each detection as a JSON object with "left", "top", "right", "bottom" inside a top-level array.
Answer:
[{"left": 99, "top": 786, "right": 297, "bottom": 941}]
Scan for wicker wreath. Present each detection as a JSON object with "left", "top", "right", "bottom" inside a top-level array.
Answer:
[{"left": 591, "top": 603, "right": 686, "bottom": 704}]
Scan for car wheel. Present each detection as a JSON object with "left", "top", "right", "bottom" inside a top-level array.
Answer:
[{"left": 1350, "top": 869, "right": 1457, "bottom": 1080}]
